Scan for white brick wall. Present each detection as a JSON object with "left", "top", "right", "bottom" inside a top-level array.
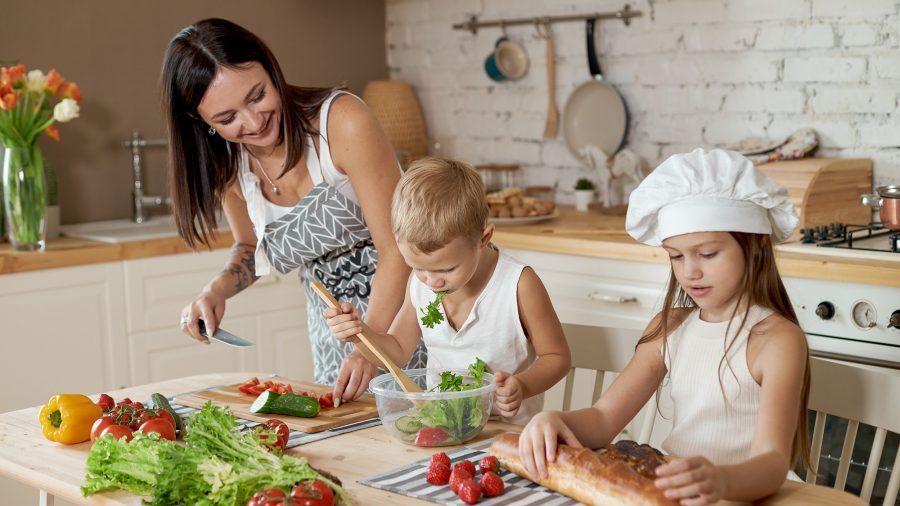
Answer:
[{"left": 386, "top": 0, "right": 900, "bottom": 194}]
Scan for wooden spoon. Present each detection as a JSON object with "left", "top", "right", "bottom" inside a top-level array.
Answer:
[
  {"left": 309, "top": 280, "right": 424, "bottom": 395},
  {"left": 542, "top": 24, "right": 559, "bottom": 139}
]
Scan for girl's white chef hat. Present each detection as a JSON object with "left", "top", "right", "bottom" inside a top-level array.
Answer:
[{"left": 625, "top": 148, "right": 798, "bottom": 246}]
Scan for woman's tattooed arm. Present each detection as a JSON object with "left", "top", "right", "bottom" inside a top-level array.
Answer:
[{"left": 222, "top": 242, "right": 261, "bottom": 293}]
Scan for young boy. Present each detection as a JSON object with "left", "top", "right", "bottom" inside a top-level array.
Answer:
[{"left": 324, "top": 157, "right": 571, "bottom": 424}]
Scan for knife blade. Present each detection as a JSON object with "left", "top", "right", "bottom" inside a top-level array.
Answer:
[{"left": 198, "top": 319, "right": 255, "bottom": 347}]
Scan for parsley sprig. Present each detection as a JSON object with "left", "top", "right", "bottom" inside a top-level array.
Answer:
[{"left": 419, "top": 291, "right": 447, "bottom": 329}]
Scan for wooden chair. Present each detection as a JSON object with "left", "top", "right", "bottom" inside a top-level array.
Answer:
[
  {"left": 559, "top": 323, "right": 659, "bottom": 444},
  {"left": 807, "top": 357, "right": 900, "bottom": 505}
]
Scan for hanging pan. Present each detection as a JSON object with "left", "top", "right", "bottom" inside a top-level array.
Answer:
[{"left": 563, "top": 18, "right": 628, "bottom": 162}]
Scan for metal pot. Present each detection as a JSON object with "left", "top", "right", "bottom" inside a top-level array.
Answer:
[{"left": 861, "top": 185, "right": 900, "bottom": 230}]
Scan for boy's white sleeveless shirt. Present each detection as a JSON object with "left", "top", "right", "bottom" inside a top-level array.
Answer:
[
  {"left": 409, "top": 247, "right": 541, "bottom": 425},
  {"left": 662, "top": 305, "right": 775, "bottom": 465}
]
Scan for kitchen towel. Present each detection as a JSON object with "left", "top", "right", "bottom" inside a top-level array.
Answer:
[
  {"left": 358, "top": 440, "right": 580, "bottom": 505},
  {"left": 169, "top": 401, "right": 380, "bottom": 449}
]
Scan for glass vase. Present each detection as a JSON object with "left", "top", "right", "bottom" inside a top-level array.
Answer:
[{"left": 2, "top": 143, "right": 47, "bottom": 251}]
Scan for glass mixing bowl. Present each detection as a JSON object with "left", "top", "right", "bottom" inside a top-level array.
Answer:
[{"left": 369, "top": 368, "right": 495, "bottom": 447}]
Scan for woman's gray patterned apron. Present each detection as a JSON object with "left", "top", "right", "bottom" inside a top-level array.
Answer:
[{"left": 262, "top": 177, "right": 427, "bottom": 385}]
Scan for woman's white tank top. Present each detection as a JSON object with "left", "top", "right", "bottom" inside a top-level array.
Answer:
[{"left": 661, "top": 305, "right": 774, "bottom": 465}]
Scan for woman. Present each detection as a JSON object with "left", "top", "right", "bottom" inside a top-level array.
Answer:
[{"left": 161, "top": 18, "right": 426, "bottom": 400}]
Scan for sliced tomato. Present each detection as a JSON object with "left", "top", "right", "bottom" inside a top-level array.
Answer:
[
  {"left": 285, "top": 384, "right": 294, "bottom": 394},
  {"left": 249, "top": 385, "right": 267, "bottom": 395},
  {"left": 318, "top": 393, "right": 334, "bottom": 409},
  {"left": 244, "top": 376, "right": 260, "bottom": 386}
]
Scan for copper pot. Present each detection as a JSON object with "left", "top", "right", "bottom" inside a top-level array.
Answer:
[{"left": 861, "top": 185, "right": 900, "bottom": 230}]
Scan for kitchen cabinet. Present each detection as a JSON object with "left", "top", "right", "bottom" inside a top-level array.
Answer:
[
  {"left": 0, "top": 249, "right": 309, "bottom": 411},
  {"left": 122, "top": 250, "right": 309, "bottom": 385},
  {"left": 0, "top": 262, "right": 128, "bottom": 414}
]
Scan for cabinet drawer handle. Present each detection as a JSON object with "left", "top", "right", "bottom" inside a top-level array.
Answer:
[{"left": 588, "top": 292, "right": 638, "bottom": 304}]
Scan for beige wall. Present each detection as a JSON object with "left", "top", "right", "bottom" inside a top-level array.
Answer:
[{"left": 1, "top": 1, "right": 387, "bottom": 224}]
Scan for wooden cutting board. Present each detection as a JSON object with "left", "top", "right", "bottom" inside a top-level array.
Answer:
[{"left": 174, "top": 376, "right": 379, "bottom": 433}]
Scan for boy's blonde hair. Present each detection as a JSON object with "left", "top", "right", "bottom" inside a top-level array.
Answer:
[{"left": 392, "top": 157, "right": 488, "bottom": 253}]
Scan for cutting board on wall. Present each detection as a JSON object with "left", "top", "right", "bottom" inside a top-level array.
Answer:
[{"left": 174, "top": 377, "right": 379, "bottom": 433}]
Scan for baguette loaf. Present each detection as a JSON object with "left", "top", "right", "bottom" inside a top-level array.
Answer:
[{"left": 489, "top": 432, "right": 678, "bottom": 506}]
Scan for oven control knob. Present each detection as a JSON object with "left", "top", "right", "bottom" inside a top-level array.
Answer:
[
  {"left": 815, "top": 302, "right": 835, "bottom": 320},
  {"left": 889, "top": 311, "right": 900, "bottom": 329}
]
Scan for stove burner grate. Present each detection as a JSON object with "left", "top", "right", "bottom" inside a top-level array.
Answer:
[{"left": 800, "top": 223, "right": 899, "bottom": 253}]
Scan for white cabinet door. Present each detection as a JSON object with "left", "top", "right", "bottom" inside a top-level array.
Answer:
[
  {"left": 123, "top": 251, "right": 309, "bottom": 385},
  {"left": 0, "top": 263, "right": 127, "bottom": 413}
]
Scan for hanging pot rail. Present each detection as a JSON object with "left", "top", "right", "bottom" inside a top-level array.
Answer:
[{"left": 452, "top": 4, "right": 641, "bottom": 35}]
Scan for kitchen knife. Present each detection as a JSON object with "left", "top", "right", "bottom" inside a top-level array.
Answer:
[{"left": 198, "top": 319, "right": 255, "bottom": 347}]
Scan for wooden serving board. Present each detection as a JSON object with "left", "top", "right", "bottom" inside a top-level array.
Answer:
[{"left": 174, "top": 376, "right": 379, "bottom": 433}]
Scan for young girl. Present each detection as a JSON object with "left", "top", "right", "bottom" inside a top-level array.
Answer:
[{"left": 517, "top": 148, "right": 810, "bottom": 505}]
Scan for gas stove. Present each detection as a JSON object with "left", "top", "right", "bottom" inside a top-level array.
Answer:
[{"left": 776, "top": 222, "right": 900, "bottom": 368}]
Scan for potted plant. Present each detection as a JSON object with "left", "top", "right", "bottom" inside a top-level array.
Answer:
[{"left": 574, "top": 178, "right": 595, "bottom": 212}]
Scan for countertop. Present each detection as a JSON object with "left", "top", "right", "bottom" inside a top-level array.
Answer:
[
  {"left": 0, "top": 232, "right": 233, "bottom": 275},
  {"left": 2, "top": 207, "right": 897, "bottom": 288},
  {"left": 0, "top": 372, "right": 866, "bottom": 505},
  {"left": 491, "top": 206, "right": 900, "bottom": 288}
]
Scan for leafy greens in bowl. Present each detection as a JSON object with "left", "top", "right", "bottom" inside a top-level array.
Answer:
[{"left": 369, "top": 359, "right": 494, "bottom": 447}]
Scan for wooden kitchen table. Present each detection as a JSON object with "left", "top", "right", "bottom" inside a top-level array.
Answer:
[{"left": 0, "top": 373, "right": 865, "bottom": 506}]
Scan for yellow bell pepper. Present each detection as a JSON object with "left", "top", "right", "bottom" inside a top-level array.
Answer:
[{"left": 39, "top": 394, "right": 103, "bottom": 444}]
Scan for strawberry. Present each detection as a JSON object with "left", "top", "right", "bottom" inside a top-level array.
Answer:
[
  {"left": 480, "top": 471, "right": 505, "bottom": 497},
  {"left": 431, "top": 451, "right": 451, "bottom": 468},
  {"left": 449, "top": 466, "right": 472, "bottom": 494},
  {"left": 425, "top": 463, "right": 451, "bottom": 485},
  {"left": 457, "top": 479, "right": 482, "bottom": 505},
  {"left": 478, "top": 455, "right": 500, "bottom": 475},
  {"left": 453, "top": 460, "right": 477, "bottom": 478}
]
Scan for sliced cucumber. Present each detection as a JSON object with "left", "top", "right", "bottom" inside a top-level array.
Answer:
[
  {"left": 394, "top": 415, "right": 423, "bottom": 434},
  {"left": 250, "top": 390, "right": 319, "bottom": 418}
]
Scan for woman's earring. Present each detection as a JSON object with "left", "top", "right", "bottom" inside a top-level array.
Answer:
[{"left": 208, "top": 126, "right": 216, "bottom": 136}]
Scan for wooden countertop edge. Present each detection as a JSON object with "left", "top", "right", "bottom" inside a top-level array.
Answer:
[{"left": 0, "top": 233, "right": 233, "bottom": 275}]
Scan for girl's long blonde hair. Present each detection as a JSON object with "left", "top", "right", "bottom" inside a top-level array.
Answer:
[{"left": 639, "top": 232, "right": 810, "bottom": 471}]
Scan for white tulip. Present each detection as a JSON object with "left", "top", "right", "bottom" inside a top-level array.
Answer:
[
  {"left": 25, "top": 70, "right": 47, "bottom": 93},
  {"left": 53, "top": 98, "right": 80, "bottom": 123}
]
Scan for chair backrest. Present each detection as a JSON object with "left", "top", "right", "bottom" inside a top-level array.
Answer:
[
  {"left": 560, "top": 323, "right": 658, "bottom": 444},
  {"left": 807, "top": 357, "right": 900, "bottom": 505}
]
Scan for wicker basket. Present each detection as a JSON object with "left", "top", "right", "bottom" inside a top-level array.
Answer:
[{"left": 362, "top": 80, "right": 429, "bottom": 169}]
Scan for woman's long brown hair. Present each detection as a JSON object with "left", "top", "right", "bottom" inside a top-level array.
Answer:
[
  {"left": 161, "top": 18, "right": 336, "bottom": 248},
  {"left": 639, "top": 232, "right": 811, "bottom": 471}
]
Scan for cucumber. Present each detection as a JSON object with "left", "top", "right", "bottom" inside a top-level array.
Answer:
[
  {"left": 394, "top": 415, "right": 423, "bottom": 434},
  {"left": 147, "top": 393, "right": 183, "bottom": 432},
  {"left": 250, "top": 390, "right": 319, "bottom": 418}
]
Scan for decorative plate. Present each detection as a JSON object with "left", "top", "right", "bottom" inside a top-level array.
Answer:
[{"left": 489, "top": 210, "right": 560, "bottom": 226}]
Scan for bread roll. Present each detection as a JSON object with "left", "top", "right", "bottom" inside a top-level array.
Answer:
[{"left": 489, "top": 433, "right": 677, "bottom": 506}]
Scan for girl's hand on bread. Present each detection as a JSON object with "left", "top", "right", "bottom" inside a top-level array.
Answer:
[
  {"left": 323, "top": 302, "right": 363, "bottom": 343},
  {"left": 493, "top": 371, "right": 523, "bottom": 417},
  {"left": 517, "top": 411, "right": 583, "bottom": 481},
  {"left": 654, "top": 456, "right": 726, "bottom": 505}
]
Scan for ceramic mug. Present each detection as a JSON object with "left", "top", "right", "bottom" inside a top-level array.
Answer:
[{"left": 484, "top": 37, "right": 529, "bottom": 82}]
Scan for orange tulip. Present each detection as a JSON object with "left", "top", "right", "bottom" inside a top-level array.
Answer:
[
  {"left": 45, "top": 69, "right": 65, "bottom": 95},
  {"left": 61, "top": 82, "right": 82, "bottom": 103},
  {"left": 0, "top": 91, "right": 17, "bottom": 110},
  {"left": 44, "top": 124, "right": 60, "bottom": 142},
  {"left": 1, "top": 64, "right": 26, "bottom": 87}
]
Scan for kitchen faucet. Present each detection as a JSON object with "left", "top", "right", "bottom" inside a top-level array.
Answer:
[{"left": 123, "top": 129, "right": 170, "bottom": 223}]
